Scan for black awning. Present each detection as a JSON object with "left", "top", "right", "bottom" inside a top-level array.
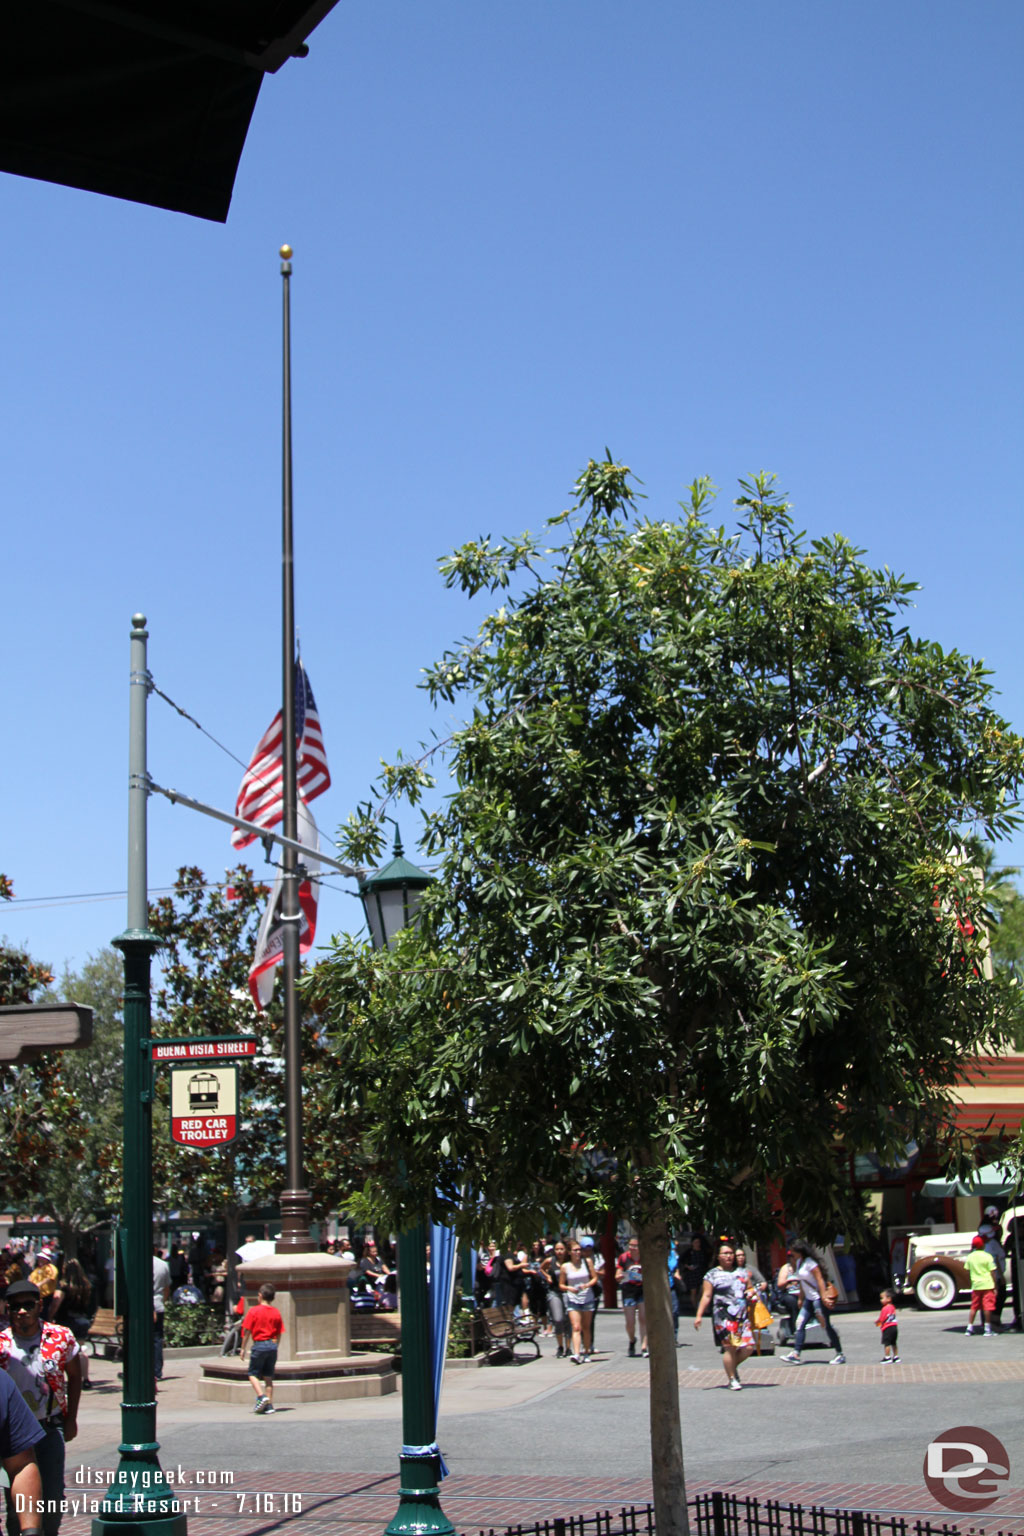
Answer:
[{"left": 0, "top": 1, "right": 339, "bottom": 222}]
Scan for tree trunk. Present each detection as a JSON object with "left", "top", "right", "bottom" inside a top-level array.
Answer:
[
  {"left": 600, "top": 1211, "right": 618, "bottom": 1307},
  {"left": 56, "top": 1218, "right": 79, "bottom": 1261},
  {"left": 222, "top": 1205, "right": 241, "bottom": 1320},
  {"left": 637, "top": 1215, "right": 690, "bottom": 1536}
]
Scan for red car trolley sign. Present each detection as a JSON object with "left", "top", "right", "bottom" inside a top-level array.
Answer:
[{"left": 170, "top": 1063, "right": 238, "bottom": 1148}]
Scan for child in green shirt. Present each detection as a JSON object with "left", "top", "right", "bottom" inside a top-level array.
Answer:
[{"left": 964, "top": 1236, "right": 996, "bottom": 1337}]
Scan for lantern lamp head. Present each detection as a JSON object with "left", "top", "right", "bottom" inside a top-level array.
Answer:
[{"left": 358, "top": 829, "right": 433, "bottom": 951}]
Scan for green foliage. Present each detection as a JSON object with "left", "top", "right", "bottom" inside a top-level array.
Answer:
[
  {"left": 0, "top": 910, "right": 124, "bottom": 1241},
  {"left": 35, "top": 948, "right": 127, "bottom": 1249},
  {"left": 0, "top": 878, "right": 54, "bottom": 1003},
  {"left": 145, "top": 866, "right": 349, "bottom": 1230},
  {"left": 0, "top": 880, "right": 73, "bottom": 1212},
  {"left": 972, "top": 851, "right": 1024, "bottom": 1050},
  {"left": 446, "top": 1306, "right": 474, "bottom": 1359},
  {"left": 145, "top": 866, "right": 287, "bottom": 1224},
  {"left": 312, "top": 462, "right": 1024, "bottom": 1249},
  {"left": 991, "top": 885, "right": 1024, "bottom": 978},
  {"left": 162, "top": 1302, "right": 224, "bottom": 1349}
]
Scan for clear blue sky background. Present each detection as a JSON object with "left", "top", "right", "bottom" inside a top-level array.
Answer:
[{"left": 3, "top": 1, "right": 1022, "bottom": 981}]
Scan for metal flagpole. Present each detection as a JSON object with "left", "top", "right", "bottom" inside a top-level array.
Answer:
[
  {"left": 94, "top": 615, "right": 184, "bottom": 1536},
  {"left": 276, "top": 244, "right": 314, "bottom": 1254}
]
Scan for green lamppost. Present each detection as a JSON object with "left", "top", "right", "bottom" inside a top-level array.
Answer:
[
  {"left": 359, "top": 832, "right": 454, "bottom": 1536},
  {"left": 94, "top": 615, "right": 184, "bottom": 1536}
]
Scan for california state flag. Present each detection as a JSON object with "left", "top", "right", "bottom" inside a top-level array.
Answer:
[{"left": 248, "top": 796, "right": 320, "bottom": 1010}]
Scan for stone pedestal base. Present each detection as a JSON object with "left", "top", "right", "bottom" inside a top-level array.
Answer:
[
  {"left": 200, "top": 1251, "right": 401, "bottom": 1403},
  {"left": 235, "top": 1251, "right": 353, "bottom": 1361},
  {"left": 199, "top": 1253, "right": 399, "bottom": 1400},
  {"left": 199, "top": 1355, "right": 397, "bottom": 1404}
]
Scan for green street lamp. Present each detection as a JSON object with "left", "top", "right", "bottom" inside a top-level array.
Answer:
[
  {"left": 360, "top": 830, "right": 433, "bottom": 951},
  {"left": 93, "top": 615, "right": 184, "bottom": 1536},
  {"left": 359, "top": 832, "right": 454, "bottom": 1536}
]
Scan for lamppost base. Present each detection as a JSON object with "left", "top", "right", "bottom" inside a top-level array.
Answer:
[
  {"left": 91, "top": 1425, "right": 186, "bottom": 1536},
  {"left": 92, "top": 1511, "right": 187, "bottom": 1536},
  {"left": 383, "top": 1453, "right": 454, "bottom": 1536},
  {"left": 92, "top": 1459, "right": 186, "bottom": 1536}
]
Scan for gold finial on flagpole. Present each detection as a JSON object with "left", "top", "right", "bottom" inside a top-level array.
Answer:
[{"left": 280, "top": 244, "right": 293, "bottom": 259}]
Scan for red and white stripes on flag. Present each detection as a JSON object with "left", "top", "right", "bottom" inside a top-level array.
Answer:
[
  {"left": 248, "top": 797, "right": 321, "bottom": 1011},
  {"left": 232, "top": 659, "right": 330, "bottom": 849}
]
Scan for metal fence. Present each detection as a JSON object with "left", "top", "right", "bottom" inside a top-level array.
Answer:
[{"left": 469, "top": 1493, "right": 1018, "bottom": 1536}]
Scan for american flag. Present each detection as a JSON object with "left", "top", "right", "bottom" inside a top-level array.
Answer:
[
  {"left": 248, "top": 797, "right": 320, "bottom": 1010},
  {"left": 231, "top": 659, "right": 330, "bottom": 849}
]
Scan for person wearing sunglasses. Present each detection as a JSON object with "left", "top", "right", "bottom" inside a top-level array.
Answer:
[{"left": 0, "top": 1281, "right": 82, "bottom": 1536}]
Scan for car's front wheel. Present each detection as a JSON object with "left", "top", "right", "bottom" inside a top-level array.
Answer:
[{"left": 915, "top": 1267, "right": 958, "bottom": 1310}]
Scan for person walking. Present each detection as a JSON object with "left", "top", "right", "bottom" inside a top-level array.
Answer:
[
  {"left": 0, "top": 1281, "right": 81, "bottom": 1536},
  {"left": 615, "top": 1238, "right": 646, "bottom": 1357},
  {"left": 240, "top": 1283, "right": 285, "bottom": 1413},
  {"left": 542, "top": 1241, "right": 572, "bottom": 1357},
  {"left": 152, "top": 1247, "right": 171, "bottom": 1381},
  {"left": 578, "top": 1237, "right": 603, "bottom": 1349},
  {"left": 772, "top": 1253, "right": 801, "bottom": 1339},
  {"left": 693, "top": 1240, "right": 756, "bottom": 1391},
  {"left": 0, "top": 1367, "right": 45, "bottom": 1536},
  {"left": 782, "top": 1241, "right": 846, "bottom": 1365},
  {"left": 965, "top": 1234, "right": 997, "bottom": 1336},
  {"left": 559, "top": 1241, "right": 598, "bottom": 1363}
]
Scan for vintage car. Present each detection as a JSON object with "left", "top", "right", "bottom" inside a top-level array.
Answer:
[{"left": 900, "top": 1206, "right": 1021, "bottom": 1309}]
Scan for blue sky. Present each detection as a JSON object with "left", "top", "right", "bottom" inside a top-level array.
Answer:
[{"left": 3, "top": 1, "right": 1022, "bottom": 980}]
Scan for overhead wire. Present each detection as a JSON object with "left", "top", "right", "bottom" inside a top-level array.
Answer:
[
  {"left": 146, "top": 672, "right": 440, "bottom": 878},
  {"left": 149, "top": 681, "right": 253, "bottom": 777}
]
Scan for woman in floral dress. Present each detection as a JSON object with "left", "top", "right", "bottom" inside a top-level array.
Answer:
[{"left": 693, "top": 1240, "right": 756, "bottom": 1390}]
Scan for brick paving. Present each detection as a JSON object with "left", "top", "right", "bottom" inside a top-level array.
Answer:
[
  {"left": 570, "top": 1358, "right": 1024, "bottom": 1389},
  {"left": 58, "top": 1469, "right": 1024, "bottom": 1536},
  {"left": 61, "top": 1323, "right": 1024, "bottom": 1536}
]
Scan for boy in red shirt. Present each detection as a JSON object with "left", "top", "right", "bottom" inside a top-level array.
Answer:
[
  {"left": 240, "top": 1283, "right": 285, "bottom": 1414},
  {"left": 874, "top": 1288, "right": 899, "bottom": 1362}
]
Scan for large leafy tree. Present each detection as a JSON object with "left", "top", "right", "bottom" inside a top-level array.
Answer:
[
  {"left": 0, "top": 879, "right": 81, "bottom": 1213},
  {"left": 987, "top": 860, "right": 1024, "bottom": 1047},
  {"left": 310, "top": 463, "right": 1024, "bottom": 1536},
  {"left": 34, "top": 948, "right": 127, "bottom": 1254},
  {"left": 0, "top": 875, "right": 53, "bottom": 1004}
]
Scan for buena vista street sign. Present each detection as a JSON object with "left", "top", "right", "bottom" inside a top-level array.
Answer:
[
  {"left": 151, "top": 1035, "right": 258, "bottom": 1062},
  {"left": 155, "top": 1037, "right": 261, "bottom": 1148}
]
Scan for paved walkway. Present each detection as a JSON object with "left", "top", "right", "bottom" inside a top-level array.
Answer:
[
  {"left": 569, "top": 1357, "right": 1024, "bottom": 1389},
  {"left": 60, "top": 1309, "right": 1024, "bottom": 1535}
]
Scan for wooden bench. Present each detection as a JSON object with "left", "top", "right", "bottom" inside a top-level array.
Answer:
[
  {"left": 86, "top": 1308, "right": 123, "bottom": 1358},
  {"left": 477, "top": 1306, "right": 540, "bottom": 1362},
  {"left": 349, "top": 1310, "right": 401, "bottom": 1354}
]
